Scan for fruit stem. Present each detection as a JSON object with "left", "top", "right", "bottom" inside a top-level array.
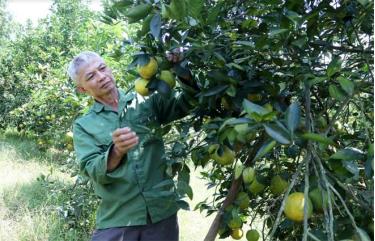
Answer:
[
  {"left": 311, "top": 148, "right": 336, "bottom": 241},
  {"left": 303, "top": 151, "right": 311, "bottom": 241},
  {"left": 268, "top": 154, "right": 304, "bottom": 240}
]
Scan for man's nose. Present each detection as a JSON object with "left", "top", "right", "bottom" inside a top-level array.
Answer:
[{"left": 96, "top": 70, "right": 106, "bottom": 81}]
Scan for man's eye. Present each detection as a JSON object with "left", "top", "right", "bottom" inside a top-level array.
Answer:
[
  {"left": 87, "top": 75, "right": 93, "bottom": 80},
  {"left": 100, "top": 66, "right": 106, "bottom": 71}
]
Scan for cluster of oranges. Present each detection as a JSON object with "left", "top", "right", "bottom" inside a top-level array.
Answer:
[{"left": 135, "top": 57, "right": 176, "bottom": 96}]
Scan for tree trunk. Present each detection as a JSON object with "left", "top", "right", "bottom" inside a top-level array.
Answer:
[
  {"left": 204, "top": 178, "right": 242, "bottom": 241},
  {"left": 204, "top": 136, "right": 266, "bottom": 241}
]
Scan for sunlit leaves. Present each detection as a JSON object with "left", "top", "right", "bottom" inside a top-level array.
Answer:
[{"left": 286, "top": 102, "right": 300, "bottom": 136}]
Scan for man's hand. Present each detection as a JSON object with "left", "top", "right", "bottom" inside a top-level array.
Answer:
[
  {"left": 166, "top": 47, "right": 185, "bottom": 63},
  {"left": 108, "top": 127, "right": 139, "bottom": 171},
  {"left": 112, "top": 127, "right": 139, "bottom": 155}
]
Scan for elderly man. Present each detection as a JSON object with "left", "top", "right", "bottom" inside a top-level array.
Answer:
[{"left": 68, "top": 51, "right": 194, "bottom": 241}]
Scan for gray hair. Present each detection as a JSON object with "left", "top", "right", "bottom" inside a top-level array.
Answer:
[{"left": 67, "top": 51, "right": 103, "bottom": 82}]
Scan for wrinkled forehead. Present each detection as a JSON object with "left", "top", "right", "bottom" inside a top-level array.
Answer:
[{"left": 77, "top": 56, "right": 105, "bottom": 76}]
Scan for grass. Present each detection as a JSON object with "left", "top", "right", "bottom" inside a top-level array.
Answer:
[
  {"left": 0, "top": 131, "right": 86, "bottom": 241},
  {"left": 0, "top": 131, "right": 252, "bottom": 241}
]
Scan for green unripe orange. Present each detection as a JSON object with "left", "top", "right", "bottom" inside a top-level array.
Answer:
[
  {"left": 284, "top": 192, "right": 313, "bottom": 222},
  {"left": 248, "top": 177, "right": 265, "bottom": 195},
  {"left": 246, "top": 229, "right": 260, "bottom": 241},
  {"left": 135, "top": 78, "right": 150, "bottom": 96},
  {"left": 137, "top": 57, "right": 158, "bottom": 79},
  {"left": 309, "top": 188, "right": 333, "bottom": 212},
  {"left": 160, "top": 70, "right": 176, "bottom": 88},
  {"left": 242, "top": 167, "right": 255, "bottom": 184},
  {"left": 270, "top": 175, "right": 289, "bottom": 195},
  {"left": 231, "top": 228, "right": 243, "bottom": 240},
  {"left": 209, "top": 144, "right": 235, "bottom": 165}
]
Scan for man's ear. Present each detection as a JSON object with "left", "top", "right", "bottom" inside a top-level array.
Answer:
[{"left": 76, "top": 86, "right": 86, "bottom": 93}]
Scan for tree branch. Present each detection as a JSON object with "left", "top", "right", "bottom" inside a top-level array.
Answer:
[
  {"left": 310, "top": 40, "right": 373, "bottom": 54},
  {"left": 204, "top": 135, "right": 265, "bottom": 241},
  {"left": 203, "top": 178, "right": 242, "bottom": 241}
]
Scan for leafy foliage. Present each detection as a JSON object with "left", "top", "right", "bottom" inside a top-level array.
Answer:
[
  {"left": 0, "top": 0, "right": 137, "bottom": 149},
  {"left": 0, "top": 0, "right": 373, "bottom": 240},
  {"left": 0, "top": 0, "right": 138, "bottom": 237},
  {"left": 104, "top": 0, "right": 374, "bottom": 240}
]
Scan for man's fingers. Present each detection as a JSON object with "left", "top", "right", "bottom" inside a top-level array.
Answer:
[
  {"left": 123, "top": 141, "right": 139, "bottom": 152},
  {"left": 166, "top": 54, "right": 173, "bottom": 61},
  {"left": 115, "top": 136, "right": 139, "bottom": 149},
  {"left": 112, "top": 127, "right": 132, "bottom": 138},
  {"left": 114, "top": 131, "right": 136, "bottom": 142},
  {"left": 116, "top": 141, "right": 138, "bottom": 153}
]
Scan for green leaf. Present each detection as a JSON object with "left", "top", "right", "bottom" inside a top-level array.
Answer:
[
  {"left": 242, "top": 99, "right": 270, "bottom": 116},
  {"left": 221, "top": 118, "right": 251, "bottom": 127},
  {"left": 234, "top": 162, "right": 244, "bottom": 180},
  {"left": 226, "top": 85, "right": 237, "bottom": 97},
  {"left": 137, "top": 14, "right": 153, "bottom": 37},
  {"left": 177, "top": 181, "right": 193, "bottom": 200},
  {"left": 207, "top": 3, "right": 221, "bottom": 25},
  {"left": 136, "top": 54, "right": 150, "bottom": 66},
  {"left": 234, "top": 41, "right": 254, "bottom": 47},
  {"left": 254, "top": 140, "right": 277, "bottom": 161},
  {"left": 187, "top": 0, "right": 203, "bottom": 19},
  {"left": 329, "top": 84, "right": 345, "bottom": 101},
  {"left": 150, "top": 14, "right": 161, "bottom": 39},
  {"left": 113, "top": 0, "right": 133, "bottom": 9},
  {"left": 269, "top": 28, "right": 289, "bottom": 37},
  {"left": 357, "top": 0, "right": 370, "bottom": 7},
  {"left": 356, "top": 227, "right": 371, "bottom": 241},
  {"left": 308, "top": 76, "right": 326, "bottom": 86},
  {"left": 170, "top": 0, "right": 187, "bottom": 20},
  {"left": 343, "top": 160, "right": 359, "bottom": 177},
  {"left": 330, "top": 148, "right": 365, "bottom": 160},
  {"left": 176, "top": 200, "right": 190, "bottom": 210},
  {"left": 219, "top": 128, "right": 237, "bottom": 143},
  {"left": 172, "top": 142, "right": 186, "bottom": 156},
  {"left": 234, "top": 123, "right": 248, "bottom": 134},
  {"left": 285, "top": 10, "right": 301, "bottom": 25},
  {"left": 124, "top": 4, "right": 152, "bottom": 22},
  {"left": 337, "top": 77, "right": 354, "bottom": 95},
  {"left": 200, "top": 85, "right": 228, "bottom": 97},
  {"left": 327, "top": 57, "right": 342, "bottom": 77},
  {"left": 368, "top": 143, "right": 374, "bottom": 157},
  {"left": 225, "top": 63, "right": 244, "bottom": 71},
  {"left": 263, "top": 124, "right": 291, "bottom": 144},
  {"left": 291, "top": 37, "right": 306, "bottom": 48},
  {"left": 157, "top": 79, "right": 171, "bottom": 94},
  {"left": 213, "top": 52, "right": 226, "bottom": 63},
  {"left": 301, "top": 133, "right": 335, "bottom": 145},
  {"left": 161, "top": 3, "right": 172, "bottom": 19},
  {"left": 186, "top": 184, "right": 193, "bottom": 200},
  {"left": 286, "top": 102, "right": 300, "bottom": 135}
]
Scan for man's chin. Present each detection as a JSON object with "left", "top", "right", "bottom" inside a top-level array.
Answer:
[{"left": 105, "top": 84, "right": 116, "bottom": 93}]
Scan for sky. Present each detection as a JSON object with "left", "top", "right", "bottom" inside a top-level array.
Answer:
[{"left": 5, "top": 0, "right": 103, "bottom": 25}]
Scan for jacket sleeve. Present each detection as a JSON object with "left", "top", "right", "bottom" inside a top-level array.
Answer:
[{"left": 73, "top": 122, "right": 125, "bottom": 185}]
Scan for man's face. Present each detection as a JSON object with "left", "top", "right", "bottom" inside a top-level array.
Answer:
[{"left": 76, "top": 57, "right": 116, "bottom": 98}]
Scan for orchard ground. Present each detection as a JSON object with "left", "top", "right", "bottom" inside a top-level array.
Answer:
[{"left": 0, "top": 131, "right": 262, "bottom": 241}]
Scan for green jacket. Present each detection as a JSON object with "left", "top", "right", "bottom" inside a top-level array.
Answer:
[{"left": 73, "top": 89, "right": 191, "bottom": 229}]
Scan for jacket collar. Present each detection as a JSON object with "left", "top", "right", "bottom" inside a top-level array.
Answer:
[{"left": 91, "top": 88, "right": 135, "bottom": 113}]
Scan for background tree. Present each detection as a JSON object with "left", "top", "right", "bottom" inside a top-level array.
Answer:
[
  {"left": 0, "top": 0, "right": 138, "bottom": 238},
  {"left": 103, "top": 0, "right": 374, "bottom": 240},
  {"left": 0, "top": 0, "right": 138, "bottom": 149}
]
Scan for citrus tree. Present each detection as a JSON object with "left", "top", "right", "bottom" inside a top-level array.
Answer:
[{"left": 103, "top": 0, "right": 373, "bottom": 240}]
